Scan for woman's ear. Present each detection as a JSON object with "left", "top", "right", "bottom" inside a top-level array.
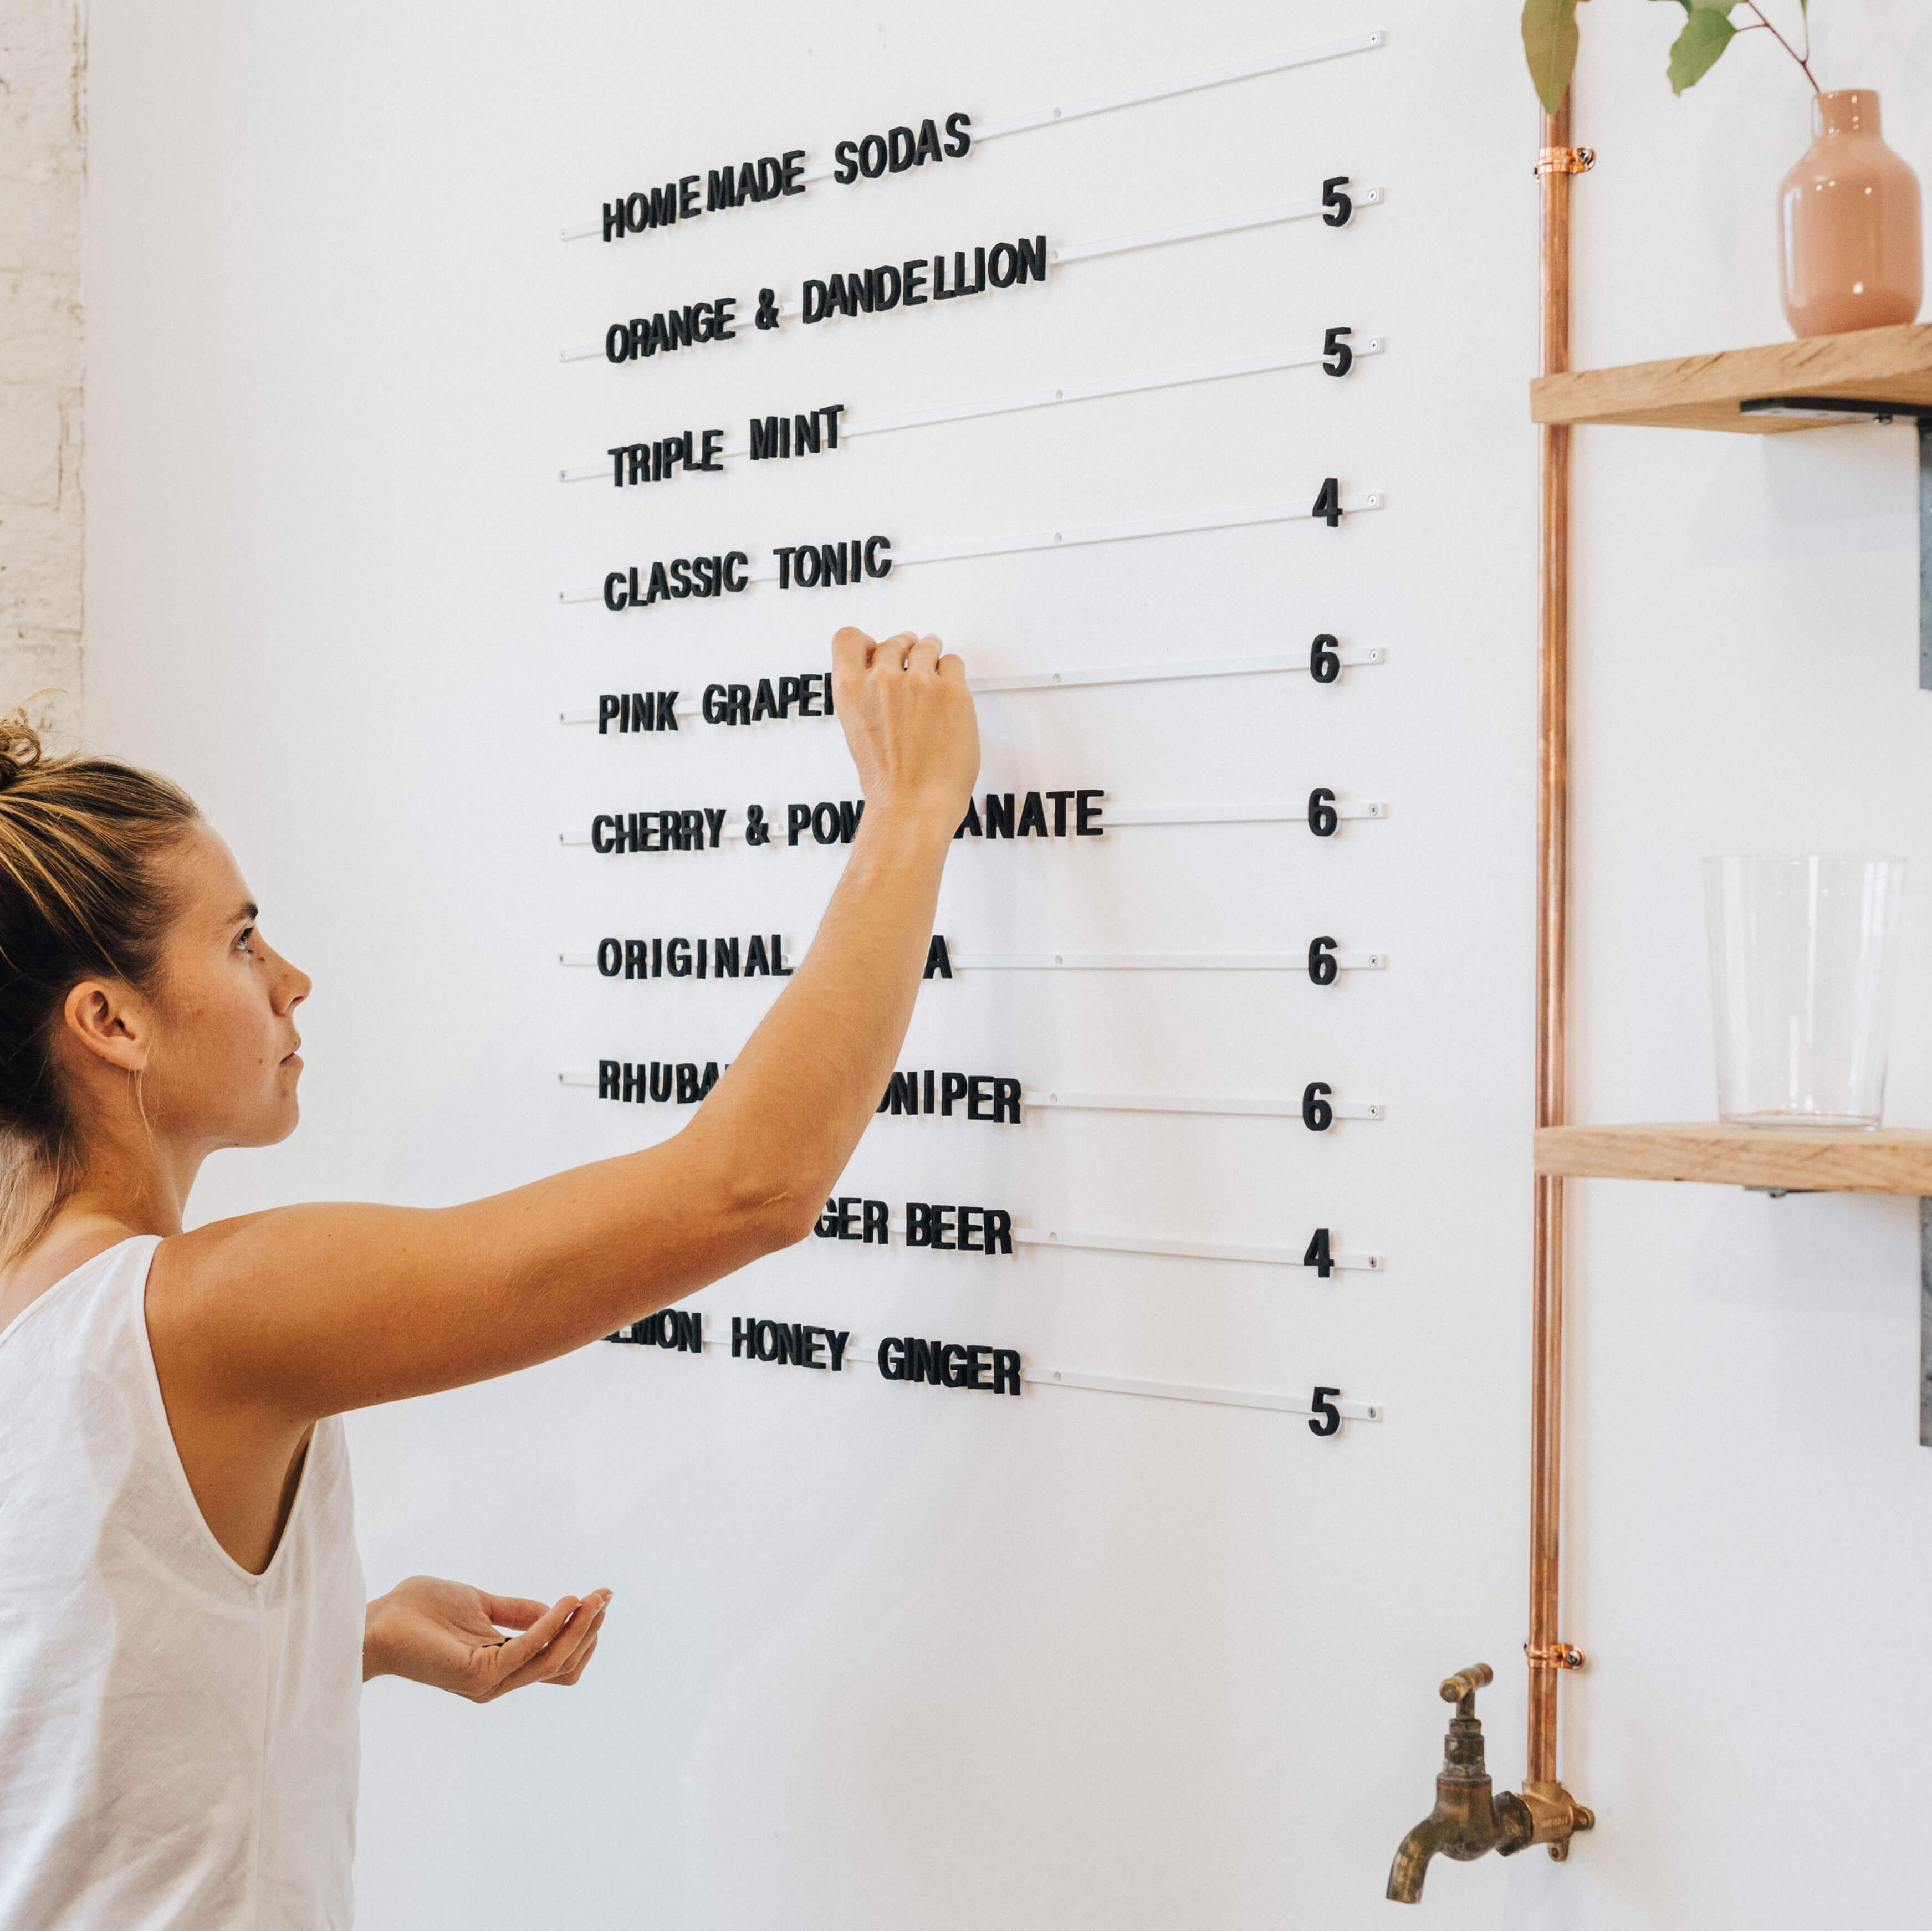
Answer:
[{"left": 60, "top": 979, "right": 151, "bottom": 1075}]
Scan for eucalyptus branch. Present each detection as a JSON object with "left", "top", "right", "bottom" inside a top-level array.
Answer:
[
  {"left": 1742, "top": 2, "right": 1823, "bottom": 94},
  {"left": 1519, "top": 0, "right": 1829, "bottom": 113}
]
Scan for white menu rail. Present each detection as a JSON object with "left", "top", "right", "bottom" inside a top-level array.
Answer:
[{"left": 560, "top": 29, "right": 1387, "bottom": 237}]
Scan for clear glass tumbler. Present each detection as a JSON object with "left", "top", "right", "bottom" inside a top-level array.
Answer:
[{"left": 1703, "top": 855, "right": 1907, "bottom": 1128}]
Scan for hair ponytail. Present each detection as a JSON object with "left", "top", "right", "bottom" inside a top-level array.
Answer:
[{"left": 0, "top": 706, "right": 200, "bottom": 1263}]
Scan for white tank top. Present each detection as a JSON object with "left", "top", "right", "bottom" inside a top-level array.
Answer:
[{"left": 0, "top": 1236, "right": 364, "bottom": 1929}]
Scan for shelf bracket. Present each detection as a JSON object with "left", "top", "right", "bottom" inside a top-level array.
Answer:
[
  {"left": 1921, "top": 1199, "right": 1931, "bottom": 1448},
  {"left": 1921, "top": 421, "right": 1931, "bottom": 693},
  {"left": 1739, "top": 397, "right": 1932, "bottom": 688}
]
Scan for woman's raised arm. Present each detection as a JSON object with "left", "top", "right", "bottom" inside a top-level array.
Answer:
[{"left": 147, "top": 628, "right": 978, "bottom": 1421}]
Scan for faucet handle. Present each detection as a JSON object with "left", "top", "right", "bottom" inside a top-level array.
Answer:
[{"left": 1439, "top": 1664, "right": 1493, "bottom": 1705}]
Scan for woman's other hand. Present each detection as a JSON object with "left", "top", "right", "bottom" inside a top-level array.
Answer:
[{"left": 364, "top": 1575, "right": 611, "bottom": 1702}]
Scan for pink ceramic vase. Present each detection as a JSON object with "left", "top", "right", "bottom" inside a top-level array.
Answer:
[{"left": 1779, "top": 90, "right": 1922, "bottom": 338}]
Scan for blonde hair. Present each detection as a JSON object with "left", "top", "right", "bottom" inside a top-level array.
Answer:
[{"left": 0, "top": 706, "right": 200, "bottom": 1263}]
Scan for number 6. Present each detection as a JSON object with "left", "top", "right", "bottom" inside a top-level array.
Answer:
[
  {"left": 1307, "top": 788, "right": 1338, "bottom": 837},
  {"left": 1302, "top": 1082, "right": 1333, "bottom": 1132},
  {"left": 1307, "top": 936, "right": 1338, "bottom": 985}
]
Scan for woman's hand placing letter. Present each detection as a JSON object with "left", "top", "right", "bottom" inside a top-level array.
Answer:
[
  {"left": 363, "top": 1575, "right": 612, "bottom": 1702},
  {"left": 830, "top": 628, "right": 979, "bottom": 833}
]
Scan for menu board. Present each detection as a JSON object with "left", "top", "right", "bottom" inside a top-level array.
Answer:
[{"left": 555, "top": 28, "right": 1396, "bottom": 1437}]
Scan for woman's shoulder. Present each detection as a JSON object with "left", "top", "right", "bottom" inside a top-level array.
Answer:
[{"left": 0, "top": 1217, "right": 155, "bottom": 1341}]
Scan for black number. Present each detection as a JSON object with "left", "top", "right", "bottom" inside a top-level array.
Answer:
[
  {"left": 1302, "top": 1082, "right": 1333, "bottom": 1132},
  {"left": 1309, "top": 1386, "right": 1342, "bottom": 1436},
  {"left": 1307, "top": 788, "right": 1338, "bottom": 837},
  {"left": 1307, "top": 936, "right": 1338, "bottom": 985},
  {"left": 1321, "top": 176, "right": 1353, "bottom": 227},
  {"left": 1311, "top": 475, "right": 1342, "bottom": 526},
  {"left": 1322, "top": 326, "right": 1353, "bottom": 377},
  {"left": 1303, "top": 1228, "right": 1334, "bottom": 1278},
  {"left": 1310, "top": 632, "right": 1341, "bottom": 683}
]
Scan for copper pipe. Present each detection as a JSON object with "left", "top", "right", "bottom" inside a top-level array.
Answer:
[
  {"left": 1529, "top": 95, "right": 1573, "bottom": 1795},
  {"left": 1383, "top": 100, "right": 1593, "bottom": 1890}
]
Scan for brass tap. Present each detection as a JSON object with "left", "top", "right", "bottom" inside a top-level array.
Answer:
[{"left": 1384, "top": 1666, "right": 1534, "bottom": 1904}]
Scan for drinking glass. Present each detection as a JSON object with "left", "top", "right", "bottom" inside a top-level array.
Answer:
[{"left": 1703, "top": 854, "right": 1907, "bottom": 1128}]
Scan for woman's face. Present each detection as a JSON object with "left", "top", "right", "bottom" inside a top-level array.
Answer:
[{"left": 143, "top": 822, "right": 312, "bottom": 1151}]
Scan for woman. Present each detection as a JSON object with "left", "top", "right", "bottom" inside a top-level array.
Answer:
[{"left": 0, "top": 626, "right": 978, "bottom": 1929}]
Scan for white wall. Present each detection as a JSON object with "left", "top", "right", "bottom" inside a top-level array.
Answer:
[
  {"left": 0, "top": 0, "right": 84, "bottom": 743},
  {"left": 75, "top": 2, "right": 1932, "bottom": 1927}
]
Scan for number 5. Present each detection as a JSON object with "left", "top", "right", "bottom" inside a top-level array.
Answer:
[
  {"left": 1321, "top": 177, "right": 1352, "bottom": 228},
  {"left": 1322, "top": 326, "right": 1353, "bottom": 377},
  {"left": 1309, "top": 1387, "right": 1342, "bottom": 1437}
]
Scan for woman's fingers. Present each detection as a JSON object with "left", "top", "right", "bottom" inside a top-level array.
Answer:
[
  {"left": 831, "top": 625, "right": 876, "bottom": 678},
  {"left": 477, "top": 1595, "right": 577, "bottom": 1691},
  {"left": 481, "top": 1594, "right": 550, "bottom": 1631},
  {"left": 541, "top": 1604, "right": 608, "bottom": 1685},
  {"left": 548, "top": 1631, "right": 600, "bottom": 1687},
  {"left": 492, "top": 1594, "right": 610, "bottom": 1694},
  {"left": 827, "top": 619, "right": 976, "bottom": 820}
]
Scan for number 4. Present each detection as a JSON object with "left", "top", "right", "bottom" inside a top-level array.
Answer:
[
  {"left": 1303, "top": 1227, "right": 1334, "bottom": 1277},
  {"left": 1311, "top": 477, "right": 1342, "bottom": 527}
]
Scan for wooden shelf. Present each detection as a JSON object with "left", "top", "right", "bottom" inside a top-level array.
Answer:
[
  {"left": 1536, "top": 1123, "right": 1932, "bottom": 1195},
  {"left": 1531, "top": 321, "right": 1932, "bottom": 434}
]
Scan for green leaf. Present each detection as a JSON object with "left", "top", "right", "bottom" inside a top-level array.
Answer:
[
  {"left": 1668, "top": 5, "right": 1735, "bottom": 89},
  {"left": 1522, "top": 0, "right": 1581, "bottom": 115}
]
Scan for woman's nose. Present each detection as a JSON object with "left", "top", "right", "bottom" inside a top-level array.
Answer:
[{"left": 270, "top": 948, "right": 312, "bottom": 1012}]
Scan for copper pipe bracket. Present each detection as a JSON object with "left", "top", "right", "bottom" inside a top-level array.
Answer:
[
  {"left": 1517, "top": 1781, "right": 1596, "bottom": 1861},
  {"left": 1534, "top": 145, "right": 1596, "bottom": 176},
  {"left": 1524, "top": 1641, "right": 1586, "bottom": 1672}
]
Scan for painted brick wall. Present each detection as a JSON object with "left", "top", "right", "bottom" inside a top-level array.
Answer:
[{"left": 0, "top": 0, "right": 83, "bottom": 742}]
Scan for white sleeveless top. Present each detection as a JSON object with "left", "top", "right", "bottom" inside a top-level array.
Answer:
[{"left": 0, "top": 1236, "right": 364, "bottom": 1929}]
